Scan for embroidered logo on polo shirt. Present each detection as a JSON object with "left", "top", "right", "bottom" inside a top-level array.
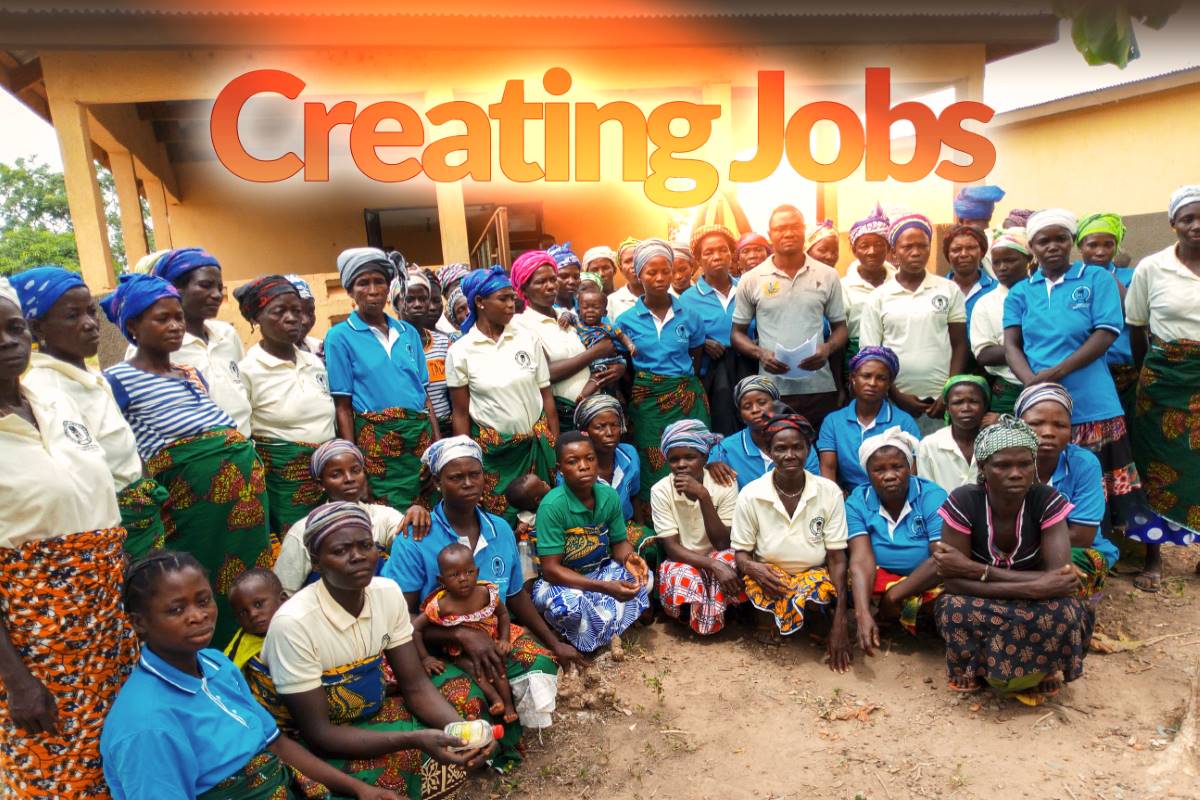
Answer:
[
  {"left": 809, "top": 516, "right": 826, "bottom": 542},
  {"left": 674, "top": 322, "right": 689, "bottom": 342},
  {"left": 1069, "top": 285, "right": 1092, "bottom": 309},
  {"left": 62, "top": 420, "right": 98, "bottom": 450},
  {"left": 514, "top": 350, "right": 534, "bottom": 371},
  {"left": 314, "top": 372, "right": 329, "bottom": 393},
  {"left": 930, "top": 294, "right": 949, "bottom": 313},
  {"left": 764, "top": 280, "right": 781, "bottom": 297},
  {"left": 491, "top": 555, "right": 505, "bottom": 578},
  {"left": 911, "top": 514, "right": 926, "bottom": 537},
  {"left": 228, "top": 360, "right": 241, "bottom": 379}
]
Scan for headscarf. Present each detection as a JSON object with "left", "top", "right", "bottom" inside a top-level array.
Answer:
[
  {"left": 849, "top": 345, "right": 899, "bottom": 379},
  {"left": 309, "top": 439, "right": 365, "bottom": 480},
  {"left": 1076, "top": 213, "right": 1126, "bottom": 247},
  {"left": 763, "top": 412, "right": 816, "bottom": 444},
  {"left": 10, "top": 266, "right": 86, "bottom": 320},
  {"left": 1014, "top": 382, "right": 1074, "bottom": 419},
  {"left": 1169, "top": 185, "right": 1200, "bottom": 224},
  {"left": 941, "top": 374, "right": 991, "bottom": 423},
  {"left": 689, "top": 224, "right": 737, "bottom": 257},
  {"left": 510, "top": 250, "right": 557, "bottom": 302},
  {"left": 617, "top": 237, "right": 640, "bottom": 260},
  {"left": 735, "top": 232, "right": 771, "bottom": 255},
  {"left": 953, "top": 185, "right": 1005, "bottom": 221},
  {"left": 973, "top": 415, "right": 1039, "bottom": 465},
  {"left": 0, "top": 276, "right": 19, "bottom": 308},
  {"left": 444, "top": 287, "right": 467, "bottom": 327},
  {"left": 337, "top": 247, "right": 395, "bottom": 291},
  {"left": 733, "top": 375, "right": 780, "bottom": 406},
  {"left": 659, "top": 418, "right": 722, "bottom": 458},
  {"left": 232, "top": 274, "right": 298, "bottom": 322},
  {"left": 285, "top": 274, "right": 314, "bottom": 301},
  {"left": 99, "top": 273, "right": 181, "bottom": 341},
  {"left": 941, "top": 225, "right": 989, "bottom": 261},
  {"left": 582, "top": 246, "right": 617, "bottom": 270},
  {"left": 460, "top": 266, "right": 512, "bottom": 333},
  {"left": 547, "top": 242, "right": 581, "bottom": 270},
  {"left": 804, "top": 220, "right": 837, "bottom": 251},
  {"left": 849, "top": 203, "right": 890, "bottom": 246},
  {"left": 578, "top": 271, "right": 605, "bottom": 291},
  {"left": 152, "top": 248, "right": 221, "bottom": 285},
  {"left": 132, "top": 249, "right": 171, "bottom": 275},
  {"left": 1026, "top": 209, "right": 1078, "bottom": 241},
  {"left": 632, "top": 238, "right": 674, "bottom": 279},
  {"left": 421, "top": 435, "right": 483, "bottom": 477},
  {"left": 858, "top": 425, "right": 920, "bottom": 469},
  {"left": 1003, "top": 208, "right": 1034, "bottom": 229},
  {"left": 302, "top": 501, "right": 372, "bottom": 558},
  {"left": 390, "top": 271, "right": 429, "bottom": 313},
  {"left": 438, "top": 263, "right": 471, "bottom": 295},
  {"left": 387, "top": 250, "right": 408, "bottom": 274},
  {"left": 671, "top": 244, "right": 694, "bottom": 265},
  {"left": 990, "top": 227, "right": 1030, "bottom": 257},
  {"left": 887, "top": 212, "right": 933, "bottom": 247},
  {"left": 573, "top": 394, "right": 626, "bottom": 432}
]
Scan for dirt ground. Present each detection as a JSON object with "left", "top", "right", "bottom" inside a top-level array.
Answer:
[{"left": 462, "top": 546, "right": 1200, "bottom": 800}]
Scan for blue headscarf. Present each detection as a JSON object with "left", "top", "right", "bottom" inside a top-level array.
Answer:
[
  {"left": 953, "top": 185, "right": 1005, "bottom": 221},
  {"left": 548, "top": 242, "right": 581, "bottom": 269},
  {"left": 10, "top": 266, "right": 86, "bottom": 320},
  {"left": 99, "top": 273, "right": 180, "bottom": 341},
  {"left": 460, "top": 266, "right": 513, "bottom": 334},
  {"left": 151, "top": 247, "right": 221, "bottom": 284},
  {"left": 285, "top": 274, "right": 314, "bottom": 301},
  {"left": 632, "top": 238, "right": 675, "bottom": 279}
]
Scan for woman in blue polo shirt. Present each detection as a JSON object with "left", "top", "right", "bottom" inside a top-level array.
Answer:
[
  {"left": 680, "top": 224, "right": 742, "bottom": 435},
  {"left": 101, "top": 551, "right": 402, "bottom": 800},
  {"left": 708, "top": 376, "right": 818, "bottom": 488},
  {"left": 816, "top": 347, "right": 921, "bottom": 491},
  {"left": 383, "top": 437, "right": 581, "bottom": 736},
  {"left": 1004, "top": 209, "right": 1142, "bottom": 526},
  {"left": 943, "top": 224, "right": 997, "bottom": 336},
  {"left": 325, "top": 248, "right": 434, "bottom": 510},
  {"left": 846, "top": 428, "right": 947, "bottom": 649},
  {"left": 1076, "top": 213, "right": 1137, "bottom": 415},
  {"left": 1016, "top": 383, "right": 1118, "bottom": 601},
  {"left": 616, "top": 238, "right": 709, "bottom": 499}
]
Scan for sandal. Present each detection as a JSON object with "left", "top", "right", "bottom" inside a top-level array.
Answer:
[
  {"left": 947, "top": 676, "right": 983, "bottom": 694},
  {"left": 1133, "top": 571, "right": 1162, "bottom": 593}
]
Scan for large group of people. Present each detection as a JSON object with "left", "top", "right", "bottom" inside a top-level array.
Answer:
[{"left": 0, "top": 181, "right": 1198, "bottom": 799}]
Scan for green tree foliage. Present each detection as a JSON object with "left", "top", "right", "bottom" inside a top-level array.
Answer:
[{"left": 1055, "top": 1, "right": 1182, "bottom": 68}]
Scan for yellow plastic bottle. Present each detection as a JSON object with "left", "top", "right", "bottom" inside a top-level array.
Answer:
[{"left": 444, "top": 720, "right": 505, "bottom": 752}]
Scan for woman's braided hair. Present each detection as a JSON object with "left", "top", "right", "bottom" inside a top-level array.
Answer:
[{"left": 122, "top": 549, "right": 208, "bottom": 615}]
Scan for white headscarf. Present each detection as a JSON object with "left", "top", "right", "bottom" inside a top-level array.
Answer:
[
  {"left": 1026, "top": 209, "right": 1078, "bottom": 241},
  {"left": 421, "top": 435, "right": 483, "bottom": 476},
  {"left": 1169, "top": 185, "right": 1200, "bottom": 223},
  {"left": 583, "top": 245, "right": 617, "bottom": 269},
  {"left": 0, "top": 276, "right": 18, "bottom": 308},
  {"left": 858, "top": 426, "right": 921, "bottom": 469}
]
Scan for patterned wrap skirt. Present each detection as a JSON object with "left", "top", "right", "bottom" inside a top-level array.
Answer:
[
  {"left": 472, "top": 417, "right": 557, "bottom": 526},
  {"left": 1070, "top": 415, "right": 1142, "bottom": 526},
  {"left": 872, "top": 567, "right": 943, "bottom": 636},
  {"left": 0, "top": 528, "right": 139, "bottom": 799},
  {"left": 147, "top": 427, "right": 273, "bottom": 647},
  {"left": 197, "top": 750, "right": 294, "bottom": 800},
  {"left": 354, "top": 407, "right": 433, "bottom": 511},
  {"left": 531, "top": 558, "right": 651, "bottom": 653},
  {"left": 658, "top": 549, "right": 746, "bottom": 636},
  {"left": 116, "top": 476, "right": 169, "bottom": 560},
  {"left": 934, "top": 592, "right": 1093, "bottom": 696},
  {"left": 743, "top": 564, "right": 836, "bottom": 636},
  {"left": 1127, "top": 336, "right": 1200, "bottom": 545},
  {"left": 629, "top": 371, "right": 710, "bottom": 502},
  {"left": 254, "top": 436, "right": 325, "bottom": 537}
]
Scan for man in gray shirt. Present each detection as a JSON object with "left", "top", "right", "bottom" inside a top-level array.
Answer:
[{"left": 731, "top": 205, "right": 848, "bottom": 429}]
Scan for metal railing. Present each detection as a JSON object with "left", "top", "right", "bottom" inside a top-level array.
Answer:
[{"left": 469, "top": 206, "right": 511, "bottom": 270}]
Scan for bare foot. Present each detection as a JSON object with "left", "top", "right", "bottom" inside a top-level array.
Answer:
[
  {"left": 488, "top": 700, "right": 505, "bottom": 715},
  {"left": 1037, "top": 674, "right": 1063, "bottom": 698},
  {"left": 609, "top": 634, "right": 625, "bottom": 661},
  {"left": 947, "top": 675, "right": 983, "bottom": 693},
  {"left": 503, "top": 708, "right": 519, "bottom": 724}
]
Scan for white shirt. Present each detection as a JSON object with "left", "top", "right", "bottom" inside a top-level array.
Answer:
[
  {"left": 840, "top": 260, "right": 895, "bottom": 342},
  {"left": 650, "top": 305, "right": 676, "bottom": 335},
  {"left": 125, "top": 319, "right": 252, "bottom": 435},
  {"left": 261, "top": 576, "right": 414, "bottom": 694},
  {"left": 273, "top": 502, "right": 403, "bottom": 594},
  {"left": 969, "top": 284, "right": 1019, "bottom": 385},
  {"left": 650, "top": 471, "right": 737, "bottom": 555},
  {"left": 859, "top": 272, "right": 967, "bottom": 400},
  {"left": 1125, "top": 244, "right": 1200, "bottom": 342},
  {"left": 512, "top": 307, "right": 590, "bottom": 402},
  {"left": 730, "top": 471, "right": 848, "bottom": 575},
  {"left": 22, "top": 353, "right": 142, "bottom": 491},
  {"left": 0, "top": 388, "right": 120, "bottom": 547},
  {"left": 446, "top": 324, "right": 551, "bottom": 433},
  {"left": 606, "top": 286, "right": 641, "bottom": 322},
  {"left": 239, "top": 344, "right": 336, "bottom": 444},
  {"left": 916, "top": 426, "right": 978, "bottom": 493}
]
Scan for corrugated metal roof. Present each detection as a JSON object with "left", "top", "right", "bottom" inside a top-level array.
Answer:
[{"left": 994, "top": 64, "right": 1200, "bottom": 122}]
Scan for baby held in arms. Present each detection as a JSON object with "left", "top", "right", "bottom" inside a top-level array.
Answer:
[{"left": 414, "top": 543, "right": 522, "bottom": 723}]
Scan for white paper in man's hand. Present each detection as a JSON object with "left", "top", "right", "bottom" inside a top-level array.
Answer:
[{"left": 773, "top": 333, "right": 821, "bottom": 378}]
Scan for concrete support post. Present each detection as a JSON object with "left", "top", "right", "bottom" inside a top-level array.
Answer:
[
  {"left": 426, "top": 88, "right": 470, "bottom": 265},
  {"left": 109, "top": 150, "right": 148, "bottom": 267},
  {"left": 144, "top": 176, "right": 173, "bottom": 250}
]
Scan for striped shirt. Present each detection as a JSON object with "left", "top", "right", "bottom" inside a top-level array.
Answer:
[
  {"left": 423, "top": 329, "right": 452, "bottom": 421},
  {"left": 938, "top": 483, "right": 1073, "bottom": 570},
  {"left": 105, "top": 362, "right": 236, "bottom": 460}
]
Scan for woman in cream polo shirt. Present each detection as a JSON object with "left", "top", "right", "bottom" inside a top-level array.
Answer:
[
  {"left": 447, "top": 266, "right": 559, "bottom": 522},
  {"left": 0, "top": 278, "right": 137, "bottom": 798},
  {"left": 235, "top": 275, "right": 336, "bottom": 537}
]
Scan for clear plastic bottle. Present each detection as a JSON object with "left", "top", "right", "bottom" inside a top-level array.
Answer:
[
  {"left": 444, "top": 720, "right": 505, "bottom": 752},
  {"left": 517, "top": 539, "right": 535, "bottom": 578}
]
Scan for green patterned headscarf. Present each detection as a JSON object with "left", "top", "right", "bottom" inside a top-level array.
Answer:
[
  {"left": 1075, "top": 212, "right": 1126, "bottom": 247},
  {"left": 942, "top": 374, "right": 991, "bottom": 423},
  {"left": 973, "top": 416, "right": 1039, "bottom": 465}
]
